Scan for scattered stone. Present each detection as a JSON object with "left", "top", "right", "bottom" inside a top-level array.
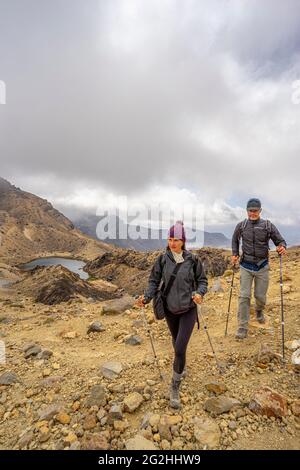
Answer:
[
  {"left": 40, "top": 376, "right": 64, "bottom": 388},
  {"left": 39, "top": 426, "right": 50, "bottom": 443},
  {"left": 257, "top": 343, "right": 282, "bottom": 364},
  {"left": 210, "top": 278, "right": 224, "bottom": 293},
  {"left": 81, "top": 433, "right": 109, "bottom": 450},
  {"left": 164, "top": 415, "right": 182, "bottom": 426},
  {"left": 64, "top": 432, "right": 78, "bottom": 446},
  {"left": 204, "top": 381, "right": 228, "bottom": 395},
  {"left": 285, "top": 340, "right": 300, "bottom": 351},
  {"left": 85, "top": 384, "right": 106, "bottom": 407},
  {"left": 37, "top": 349, "right": 53, "bottom": 360},
  {"left": 113, "top": 420, "right": 127, "bottom": 432},
  {"left": 69, "top": 441, "right": 81, "bottom": 450},
  {"left": 132, "top": 320, "right": 144, "bottom": 328},
  {"left": 96, "top": 408, "right": 106, "bottom": 422},
  {"left": 249, "top": 387, "right": 288, "bottom": 418},
  {"left": 228, "top": 420, "right": 237, "bottom": 430},
  {"left": 101, "top": 361, "right": 123, "bottom": 380},
  {"left": 18, "top": 431, "right": 34, "bottom": 449},
  {"left": 291, "top": 400, "right": 300, "bottom": 417},
  {"left": 83, "top": 414, "right": 97, "bottom": 430},
  {"left": 291, "top": 349, "right": 300, "bottom": 366},
  {"left": 125, "top": 435, "right": 157, "bottom": 450},
  {"left": 102, "top": 295, "right": 135, "bottom": 315},
  {"left": 193, "top": 417, "right": 221, "bottom": 449},
  {"left": 0, "top": 371, "right": 19, "bottom": 385},
  {"left": 108, "top": 404, "right": 123, "bottom": 423},
  {"left": 0, "top": 392, "right": 7, "bottom": 404},
  {"left": 146, "top": 380, "right": 156, "bottom": 387},
  {"left": 24, "top": 345, "right": 42, "bottom": 359},
  {"left": 223, "top": 269, "right": 233, "bottom": 278},
  {"left": 124, "top": 392, "right": 144, "bottom": 413},
  {"left": 87, "top": 321, "right": 106, "bottom": 334},
  {"left": 22, "top": 342, "right": 36, "bottom": 352},
  {"left": 158, "top": 416, "right": 172, "bottom": 441},
  {"left": 61, "top": 331, "right": 79, "bottom": 339},
  {"left": 124, "top": 335, "right": 143, "bottom": 346},
  {"left": 161, "top": 439, "right": 171, "bottom": 450},
  {"left": 204, "top": 397, "right": 242, "bottom": 415},
  {"left": 149, "top": 414, "right": 161, "bottom": 427},
  {"left": 38, "top": 404, "right": 62, "bottom": 421},
  {"left": 56, "top": 412, "right": 71, "bottom": 425}
]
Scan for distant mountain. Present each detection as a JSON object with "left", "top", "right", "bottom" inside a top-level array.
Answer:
[
  {"left": 73, "top": 213, "right": 231, "bottom": 251},
  {"left": 0, "top": 177, "right": 114, "bottom": 265}
]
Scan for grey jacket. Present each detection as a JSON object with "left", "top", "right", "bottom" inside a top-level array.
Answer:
[
  {"left": 232, "top": 218, "right": 287, "bottom": 264},
  {"left": 144, "top": 248, "right": 208, "bottom": 314}
]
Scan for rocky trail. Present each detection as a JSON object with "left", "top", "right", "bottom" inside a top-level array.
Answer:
[{"left": 0, "top": 248, "right": 299, "bottom": 450}]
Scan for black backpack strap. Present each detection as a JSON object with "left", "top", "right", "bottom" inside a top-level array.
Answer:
[
  {"left": 159, "top": 253, "right": 165, "bottom": 270},
  {"left": 240, "top": 218, "right": 248, "bottom": 237},
  {"left": 265, "top": 219, "right": 271, "bottom": 238}
]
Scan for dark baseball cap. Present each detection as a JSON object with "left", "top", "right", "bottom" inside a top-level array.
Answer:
[{"left": 246, "top": 198, "right": 261, "bottom": 210}]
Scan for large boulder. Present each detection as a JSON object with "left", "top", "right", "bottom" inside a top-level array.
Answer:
[
  {"left": 248, "top": 387, "right": 288, "bottom": 418},
  {"left": 204, "top": 396, "right": 242, "bottom": 415},
  {"left": 100, "top": 361, "right": 123, "bottom": 380},
  {"left": 124, "top": 392, "right": 144, "bottom": 413},
  {"left": 193, "top": 417, "right": 221, "bottom": 449},
  {"left": 102, "top": 295, "right": 135, "bottom": 315}
]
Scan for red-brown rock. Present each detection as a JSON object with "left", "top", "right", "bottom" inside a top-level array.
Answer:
[{"left": 249, "top": 387, "right": 288, "bottom": 418}]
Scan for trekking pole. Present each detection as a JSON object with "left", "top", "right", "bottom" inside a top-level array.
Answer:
[
  {"left": 225, "top": 267, "right": 236, "bottom": 337},
  {"left": 193, "top": 295, "right": 224, "bottom": 374},
  {"left": 279, "top": 254, "right": 285, "bottom": 361},
  {"left": 138, "top": 297, "right": 165, "bottom": 381}
]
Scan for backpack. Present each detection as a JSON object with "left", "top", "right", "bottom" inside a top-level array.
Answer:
[{"left": 240, "top": 219, "right": 272, "bottom": 238}]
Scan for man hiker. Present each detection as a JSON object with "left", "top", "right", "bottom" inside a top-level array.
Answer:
[{"left": 232, "top": 198, "right": 287, "bottom": 340}]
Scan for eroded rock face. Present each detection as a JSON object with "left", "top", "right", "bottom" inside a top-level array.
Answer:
[
  {"left": 0, "top": 176, "right": 113, "bottom": 266},
  {"left": 84, "top": 247, "right": 230, "bottom": 296},
  {"left": 249, "top": 387, "right": 288, "bottom": 418},
  {"left": 14, "top": 265, "right": 122, "bottom": 305}
]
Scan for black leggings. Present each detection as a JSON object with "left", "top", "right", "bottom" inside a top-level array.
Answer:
[{"left": 165, "top": 306, "right": 197, "bottom": 374}]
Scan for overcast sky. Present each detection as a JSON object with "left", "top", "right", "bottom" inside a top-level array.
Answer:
[{"left": 1, "top": 0, "right": 300, "bottom": 231}]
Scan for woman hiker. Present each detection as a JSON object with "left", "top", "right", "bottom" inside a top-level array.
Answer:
[{"left": 135, "top": 221, "right": 208, "bottom": 409}]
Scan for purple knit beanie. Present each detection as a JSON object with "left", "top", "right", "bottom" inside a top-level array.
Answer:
[{"left": 168, "top": 220, "right": 186, "bottom": 242}]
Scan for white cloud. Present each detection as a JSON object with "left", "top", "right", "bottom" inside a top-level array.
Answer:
[{"left": 0, "top": 0, "right": 300, "bottom": 226}]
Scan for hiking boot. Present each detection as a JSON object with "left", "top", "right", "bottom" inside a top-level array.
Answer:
[
  {"left": 256, "top": 311, "right": 265, "bottom": 324},
  {"left": 181, "top": 368, "right": 187, "bottom": 379},
  {"left": 235, "top": 327, "right": 248, "bottom": 340},
  {"left": 170, "top": 371, "right": 182, "bottom": 409}
]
